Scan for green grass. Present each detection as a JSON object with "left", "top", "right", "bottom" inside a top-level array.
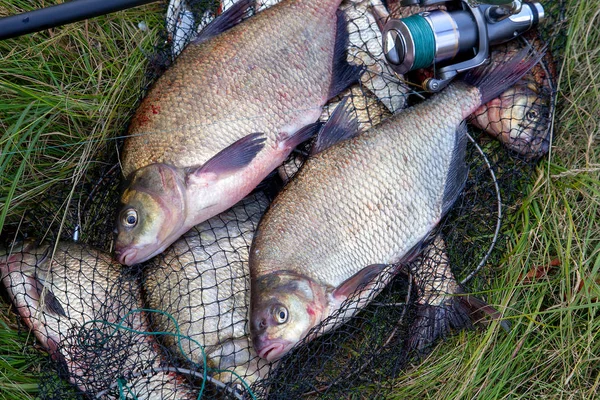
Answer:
[
  {"left": 0, "top": 2, "right": 163, "bottom": 398},
  {"left": 0, "top": 315, "right": 40, "bottom": 399},
  {"left": 385, "top": 1, "right": 600, "bottom": 398},
  {"left": 0, "top": 0, "right": 599, "bottom": 399},
  {"left": 0, "top": 1, "right": 163, "bottom": 228}
]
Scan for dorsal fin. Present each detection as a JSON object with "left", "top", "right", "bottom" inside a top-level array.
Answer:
[
  {"left": 327, "top": 10, "right": 364, "bottom": 100},
  {"left": 310, "top": 98, "right": 360, "bottom": 156},
  {"left": 193, "top": 0, "right": 255, "bottom": 44},
  {"left": 441, "top": 121, "right": 469, "bottom": 216}
]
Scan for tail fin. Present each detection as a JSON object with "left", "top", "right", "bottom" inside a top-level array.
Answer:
[
  {"left": 464, "top": 47, "right": 546, "bottom": 105},
  {"left": 459, "top": 293, "right": 511, "bottom": 333},
  {"left": 406, "top": 289, "right": 510, "bottom": 355}
]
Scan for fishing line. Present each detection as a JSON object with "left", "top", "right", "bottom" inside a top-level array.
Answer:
[
  {"left": 400, "top": 15, "right": 436, "bottom": 70},
  {"left": 460, "top": 132, "right": 502, "bottom": 285},
  {"left": 117, "top": 377, "right": 138, "bottom": 400},
  {"left": 86, "top": 308, "right": 258, "bottom": 400}
]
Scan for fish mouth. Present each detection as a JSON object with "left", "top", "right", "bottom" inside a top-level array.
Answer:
[
  {"left": 115, "top": 242, "right": 172, "bottom": 266},
  {"left": 505, "top": 133, "right": 550, "bottom": 158},
  {"left": 256, "top": 340, "right": 293, "bottom": 362},
  {"left": 114, "top": 247, "right": 138, "bottom": 266}
]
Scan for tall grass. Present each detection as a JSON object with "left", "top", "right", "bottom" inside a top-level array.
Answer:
[
  {"left": 0, "top": 2, "right": 163, "bottom": 398},
  {"left": 0, "top": 2, "right": 163, "bottom": 226},
  {"left": 386, "top": 1, "right": 600, "bottom": 398},
  {"left": 0, "top": 0, "right": 598, "bottom": 399}
]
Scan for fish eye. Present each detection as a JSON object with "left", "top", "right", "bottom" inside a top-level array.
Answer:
[
  {"left": 273, "top": 306, "right": 288, "bottom": 324},
  {"left": 526, "top": 110, "right": 538, "bottom": 120},
  {"left": 121, "top": 209, "right": 138, "bottom": 228}
]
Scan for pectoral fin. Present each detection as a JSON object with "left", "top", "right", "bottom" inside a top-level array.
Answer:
[
  {"left": 186, "top": 132, "right": 266, "bottom": 186},
  {"left": 332, "top": 263, "right": 387, "bottom": 300},
  {"left": 43, "top": 289, "right": 67, "bottom": 318},
  {"left": 33, "top": 276, "right": 67, "bottom": 318},
  {"left": 277, "top": 122, "right": 322, "bottom": 152}
]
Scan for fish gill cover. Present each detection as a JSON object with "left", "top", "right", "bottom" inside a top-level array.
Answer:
[{"left": 0, "top": 0, "right": 566, "bottom": 399}]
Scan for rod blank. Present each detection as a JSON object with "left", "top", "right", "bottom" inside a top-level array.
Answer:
[{"left": 0, "top": 0, "right": 160, "bottom": 41}]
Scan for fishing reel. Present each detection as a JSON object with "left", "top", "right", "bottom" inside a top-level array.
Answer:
[{"left": 382, "top": 0, "right": 544, "bottom": 92}]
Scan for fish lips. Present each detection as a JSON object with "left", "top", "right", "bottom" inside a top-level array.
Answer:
[
  {"left": 113, "top": 246, "right": 139, "bottom": 266},
  {"left": 506, "top": 130, "right": 550, "bottom": 158},
  {"left": 253, "top": 335, "right": 294, "bottom": 362},
  {"left": 115, "top": 230, "right": 188, "bottom": 265}
]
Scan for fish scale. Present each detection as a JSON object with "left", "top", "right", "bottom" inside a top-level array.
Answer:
[
  {"left": 250, "top": 45, "right": 544, "bottom": 364},
  {"left": 0, "top": 242, "right": 196, "bottom": 399},
  {"left": 116, "top": 0, "right": 363, "bottom": 266},
  {"left": 253, "top": 83, "right": 479, "bottom": 287},
  {"left": 122, "top": 0, "right": 341, "bottom": 178},
  {"left": 142, "top": 193, "right": 271, "bottom": 385}
]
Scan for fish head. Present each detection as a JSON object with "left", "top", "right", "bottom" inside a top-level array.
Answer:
[
  {"left": 474, "top": 82, "right": 551, "bottom": 157},
  {"left": 2, "top": 240, "right": 152, "bottom": 394},
  {"left": 115, "top": 163, "right": 187, "bottom": 265},
  {"left": 250, "top": 272, "right": 328, "bottom": 362},
  {"left": 0, "top": 240, "right": 65, "bottom": 355}
]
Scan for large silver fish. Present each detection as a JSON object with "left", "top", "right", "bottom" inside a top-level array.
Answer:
[
  {"left": 143, "top": 192, "right": 271, "bottom": 387},
  {"left": 0, "top": 241, "right": 195, "bottom": 399},
  {"left": 177, "top": 0, "right": 409, "bottom": 112},
  {"left": 115, "top": 0, "right": 362, "bottom": 266},
  {"left": 248, "top": 50, "right": 540, "bottom": 361}
]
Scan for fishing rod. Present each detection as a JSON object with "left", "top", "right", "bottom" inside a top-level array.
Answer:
[{"left": 0, "top": 0, "right": 161, "bottom": 41}]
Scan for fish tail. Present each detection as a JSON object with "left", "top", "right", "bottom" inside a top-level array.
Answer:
[
  {"left": 406, "top": 295, "right": 472, "bottom": 354},
  {"left": 327, "top": 10, "right": 365, "bottom": 100},
  {"left": 459, "top": 293, "right": 511, "bottom": 332},
  {"left": 406, "top": 288, "right": 510, "bottom": 355},
  {"left": 463, "top": 46, "right": 546, "bottom": 105}
]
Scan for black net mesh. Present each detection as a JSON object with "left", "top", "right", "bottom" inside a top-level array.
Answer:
[{"left": 0, "top": 0, "right": 566, "bottom": 399}]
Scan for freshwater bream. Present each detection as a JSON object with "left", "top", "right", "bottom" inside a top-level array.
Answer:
[
  {"left": 143, "top": 193, "right": 271, "bottom": 386},
  {"left": 185, "top": 0, "right": 409, "bottom": 113},
  {"left": 0, "top": 241, "right": 195, "bottom": 399},
  {"left": 249, "top": 50, "right": 541, "bottom": 361},
  {"left": 469, "top": 32, "right": 555, "bottom": 157},
  {"left": 115, "top": 0, "right": 361, "bottom": 265}
]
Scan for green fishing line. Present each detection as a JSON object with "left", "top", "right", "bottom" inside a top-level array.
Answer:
[
  {"left": 84, "top": 309, "right": 258, "bottom": 400},
  {"left": 402, "top": 14, "right": 436, "bottom": 70}
]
